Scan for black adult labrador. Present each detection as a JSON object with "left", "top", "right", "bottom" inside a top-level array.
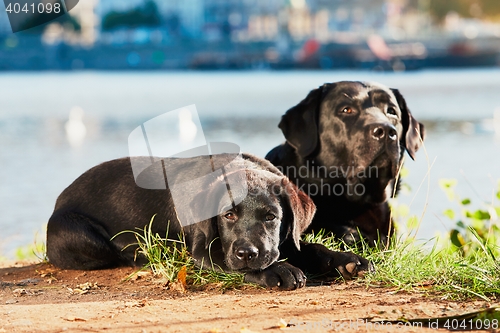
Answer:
[
  {"left": 46, "top": 153, "right": 369, "bottom": 289},
  {"left": 266, "top": 81, "right": 425, "bottom": 246}
]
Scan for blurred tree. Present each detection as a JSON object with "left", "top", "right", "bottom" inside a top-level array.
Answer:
[
  {"left": 102, "top": 0, "right": 161, "bottom": 31},
  {"left": 429, "top": 0, "right": 471, "bottom": 21},
  {"left": 481, "top": 0, "right": 500, "bottom": 19},
  {"left": 429, "top": 0, "right": 500, "bottom": 21}
]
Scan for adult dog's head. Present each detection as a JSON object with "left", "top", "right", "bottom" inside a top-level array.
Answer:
[
  {"left": 279, "top": 81, "right": 425, "bottom": 204},
  {"left": 191, "top": 166, "right": 315, "bottom": 272}
]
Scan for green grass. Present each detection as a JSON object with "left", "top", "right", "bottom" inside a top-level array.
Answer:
[
  {"left": 304, "top": 230, "right": 500, "bottom": 301},
  {"left": 124, "top": 216, "right": 247, "bottom": 290},
  {"left": 129, "top": 213, "right": 500, "bottom": 300},
  {"left": 125, "top": 177, "right": 500, "bottom": 298},
  {"left": 9, "top": 231, "right": 48, "bottom": 262},
  {"left": 15, "top": 172, "right": 495, "bottom": 300},
  {"left": 304, "top": 172, "right": 500, "bottom": 301}
]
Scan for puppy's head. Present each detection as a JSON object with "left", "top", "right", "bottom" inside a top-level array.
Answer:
[
  {"left": 192, "top": 168, "right": 315, "bottom": 272},
  {"left": 279, "top": 81, "right": 425, "bottom": 203}
]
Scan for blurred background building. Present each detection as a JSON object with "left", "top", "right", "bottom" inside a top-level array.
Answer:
[{"left": 1, "top": 0, "right": 500, "bottom": 70}]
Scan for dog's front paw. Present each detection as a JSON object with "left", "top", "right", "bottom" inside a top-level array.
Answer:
[
  {"left": 244, "top": 262, "right": 306, "bottom": 290},
  {"left": 325, "top": 251, "right": 373, "bottom": 280}
]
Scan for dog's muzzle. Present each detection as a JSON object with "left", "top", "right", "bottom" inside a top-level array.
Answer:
[{"left": 369, "top": 123, "right": 398, "bottom": 143}]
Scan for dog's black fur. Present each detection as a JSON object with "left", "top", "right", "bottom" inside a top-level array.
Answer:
[
  {"left": 266, "top": 81, "right": 425, "bottom": 245},
  {"left": 47, "top": 153, "right": 370, "bottom": 289}
]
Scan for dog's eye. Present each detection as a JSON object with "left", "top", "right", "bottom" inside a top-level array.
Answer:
[
  {"left": 224, "top": 212, "right": 236, "bottom": 221},
  {"left": 265, "top": 214, "right": 276, "bottom": 221},
  {"left": 341, "top": 107, "right": 353, "bottom": 114},
  {"left": 387, "top": 107, "right": 397, "bottom": 116}
]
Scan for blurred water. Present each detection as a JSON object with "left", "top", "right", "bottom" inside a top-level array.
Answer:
[{"left": 1, "top": 69, "right": 500, "bottom": 258}]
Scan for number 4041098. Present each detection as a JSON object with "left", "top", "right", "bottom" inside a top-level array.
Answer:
[{"left": 5, "top": 2, "right": 61, "bottom": 14}]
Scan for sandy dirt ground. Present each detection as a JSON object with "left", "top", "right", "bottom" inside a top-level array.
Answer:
[{"left": 0, "top": 261, "right": 495, "bottom": 333}]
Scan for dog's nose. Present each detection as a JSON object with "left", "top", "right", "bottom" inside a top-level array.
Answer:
[
  {"left": 235, "top": 246, "right": 259, "bottom": 261},
  {"left": 370, "top": 124, "right": 397, "bottom": 141}
]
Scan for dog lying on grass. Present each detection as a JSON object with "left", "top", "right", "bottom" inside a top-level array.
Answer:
[{"left": 47, "top": 153, "right": 370, "bottom": 289}]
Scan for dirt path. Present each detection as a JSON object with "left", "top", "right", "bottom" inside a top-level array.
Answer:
[{"left": 0, "top": 262, "right": 492, "bottom": 332}]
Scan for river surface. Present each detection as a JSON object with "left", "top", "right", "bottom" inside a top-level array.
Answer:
[{"left": 1, "top": 69, "right": 500, "bottom": 257}]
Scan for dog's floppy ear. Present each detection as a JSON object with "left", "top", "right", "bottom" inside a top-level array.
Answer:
[
  {"left": 280, "top": 178, "right": 316, "bottom": 250},
  {"left": 391, "top": 88, "right": 425, "bottom": 160},
  {"left": 189, "top": 177, "right": 228, "bottom": 249},
  {"left": 194, "top": 219, "right": 218, "bottom": 249},
  {"left": 279, "top": 85, "right": 327, "bottom": 157}
]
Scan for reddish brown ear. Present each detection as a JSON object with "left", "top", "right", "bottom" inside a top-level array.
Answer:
[{"left": 281, "top": 178, "right": 316, "bottom": 250}]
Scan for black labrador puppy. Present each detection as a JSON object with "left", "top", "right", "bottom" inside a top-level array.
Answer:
[
  {"left": 46, "top": 153, "right": 369, "bottom": 289},
  {"left": 266, "top": 81, "right": 425, "bottom": 246}
]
